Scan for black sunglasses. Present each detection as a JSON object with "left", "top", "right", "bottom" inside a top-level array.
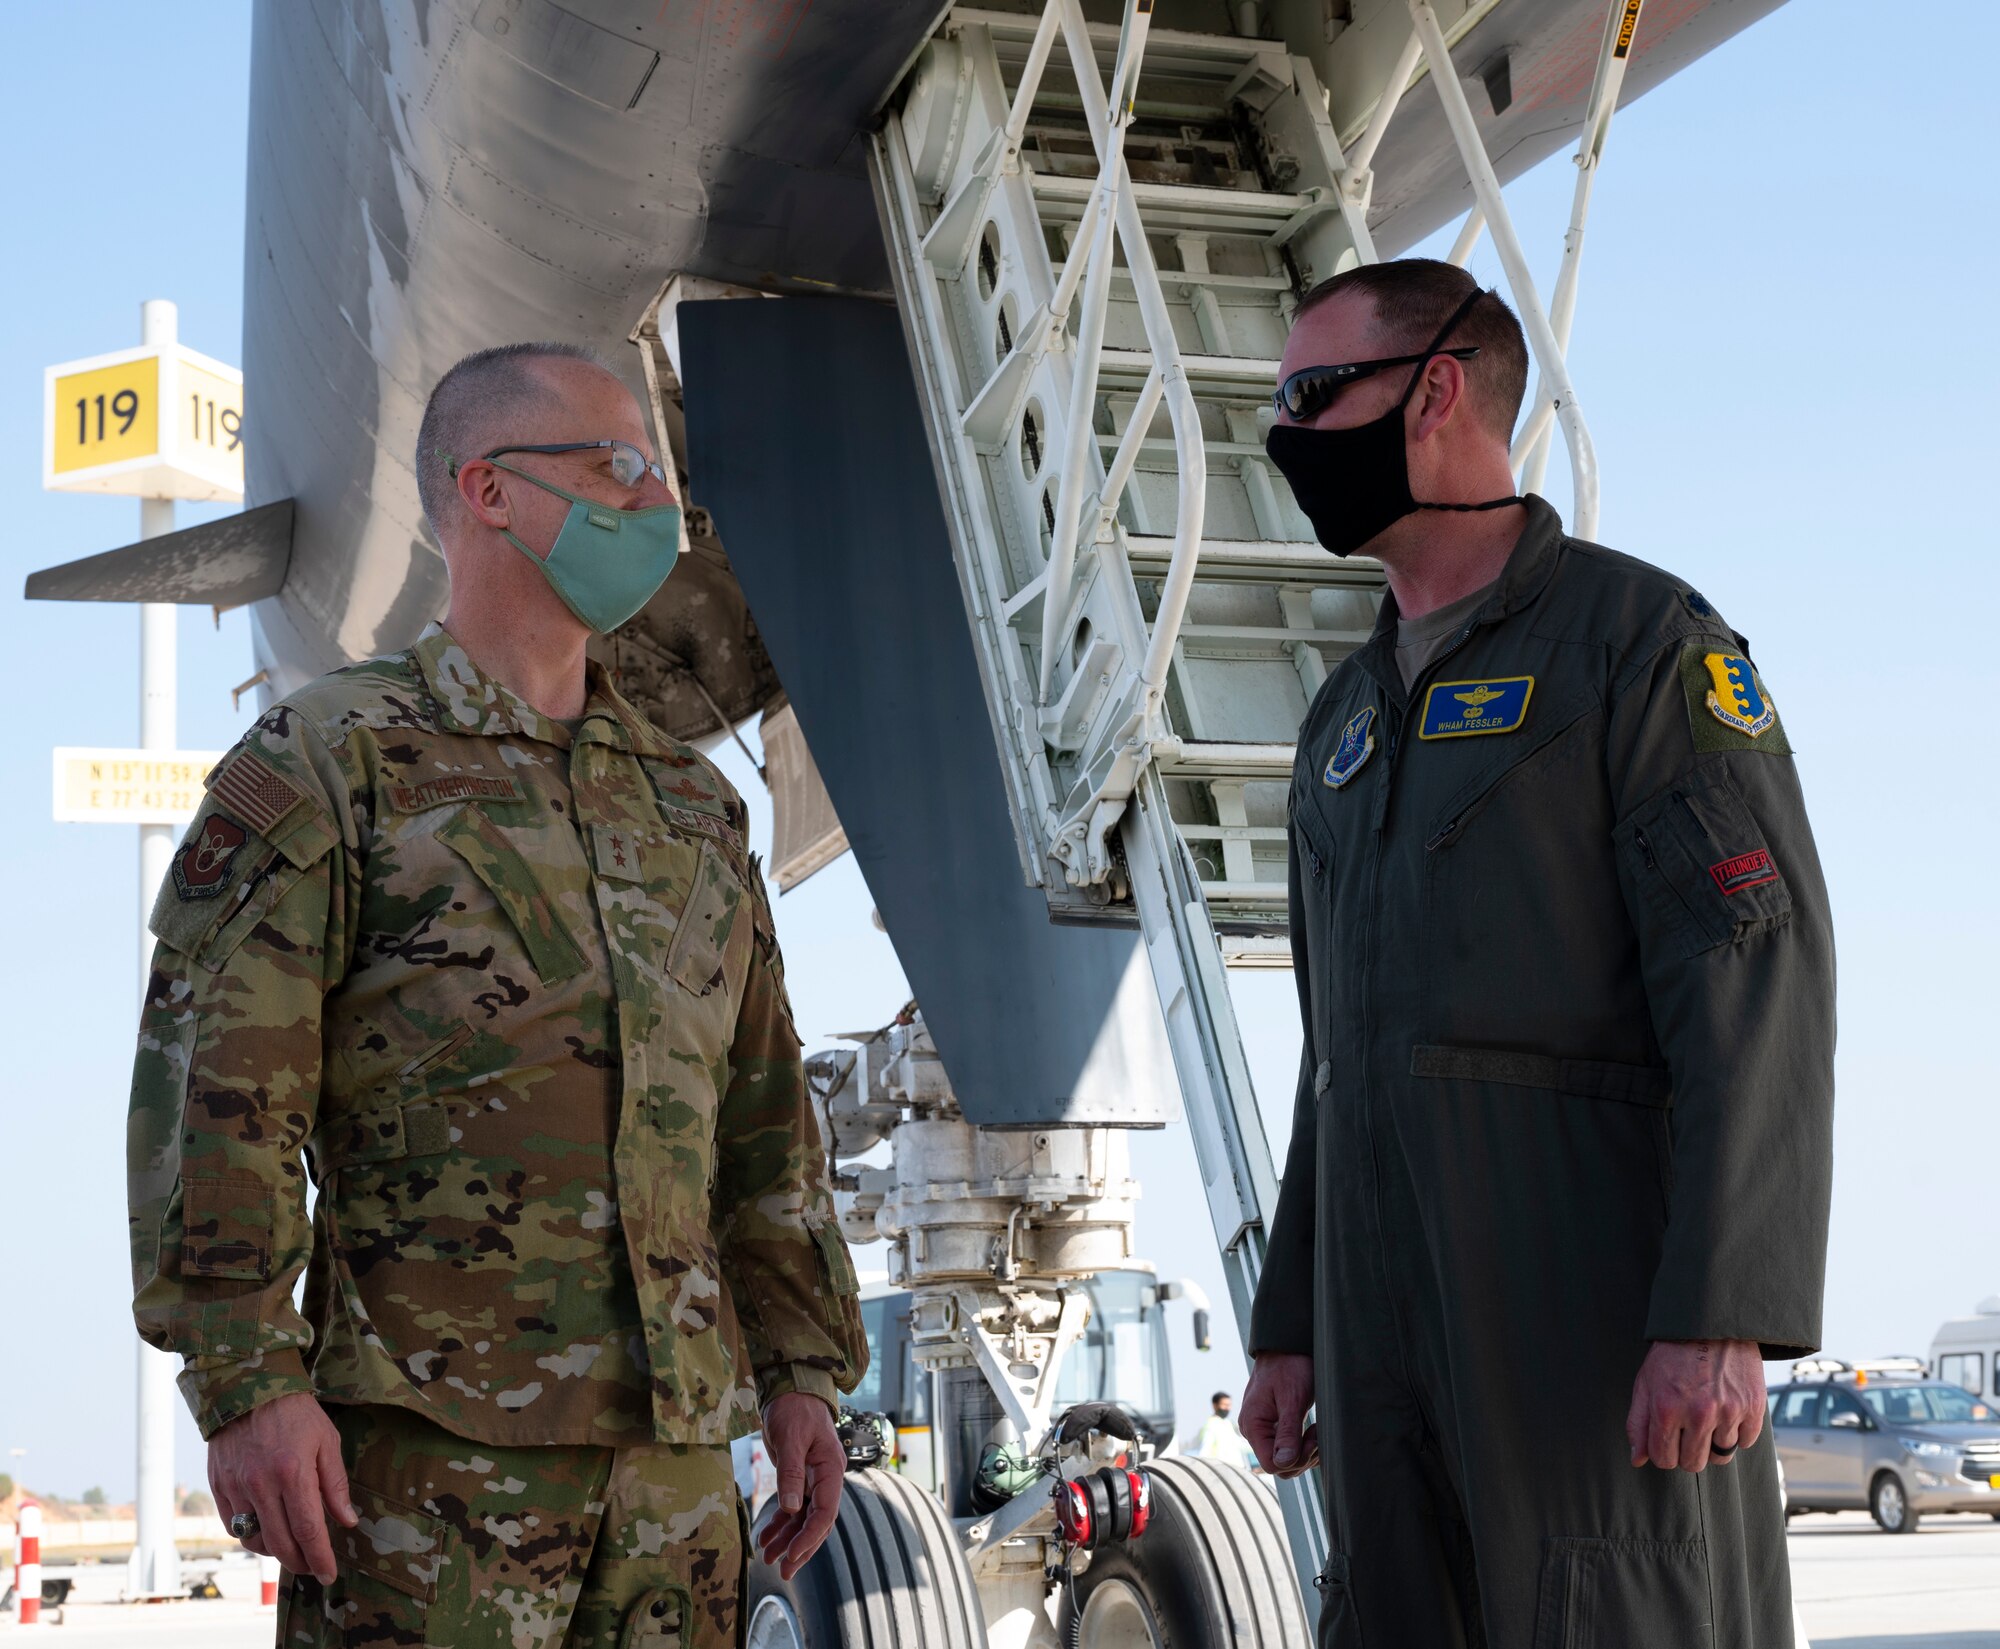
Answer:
[{"left": 1273, "top": 347, "right": 1481, "bottom": 422}]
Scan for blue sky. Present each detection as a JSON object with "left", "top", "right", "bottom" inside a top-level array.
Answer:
[{"left": 2, "top": 2, "right": 1995, "bottom": 1501}]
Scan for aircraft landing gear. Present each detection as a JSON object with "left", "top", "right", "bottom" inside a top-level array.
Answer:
[
  {"left": 745, "top": 1466, "right": 986, "bottom": 1648},
  {"left": 1057, "top": 1458, "right": 1308, "bottom": 1649}
]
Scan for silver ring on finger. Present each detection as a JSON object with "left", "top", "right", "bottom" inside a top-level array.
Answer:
[{"left": 230, "top": 1509, "right": 262, "bottom": 1540}]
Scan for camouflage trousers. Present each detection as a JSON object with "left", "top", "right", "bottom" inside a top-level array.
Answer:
[{"left": 276, "top": 1403, "right": 744, "bottom": 1649}]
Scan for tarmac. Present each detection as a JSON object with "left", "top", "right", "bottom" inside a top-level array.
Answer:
[{"left": 1, "top": 1511, "right": 1994, "bottom": 1644}]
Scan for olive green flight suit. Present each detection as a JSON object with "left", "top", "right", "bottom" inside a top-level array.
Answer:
[{"left": 1249, "top": 499, "right": 1834, "bottom": 1647}]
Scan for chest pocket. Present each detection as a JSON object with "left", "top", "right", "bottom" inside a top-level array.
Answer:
[
  {"left": 436, "top": 805, "right": 587, "bottom": 985},
  {"left": 1421, "top": 688, "right": 1602, "bottom": 851},
  {"left": 592, "top": 823, "right": 746, "bottom": 1000}
]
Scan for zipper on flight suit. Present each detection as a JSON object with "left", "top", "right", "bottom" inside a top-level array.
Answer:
[{"left": 1354, "top": 613, "right": 1489, "bottom": 1432}]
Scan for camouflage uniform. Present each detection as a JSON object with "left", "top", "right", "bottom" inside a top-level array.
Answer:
[{"left": 129, "top": 624, "right": 867, "bottom": 1644}]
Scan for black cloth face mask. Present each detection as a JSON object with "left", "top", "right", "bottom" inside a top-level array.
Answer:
[{"left": 1264, "top": 287, "right": 1521, "bottom": 558}]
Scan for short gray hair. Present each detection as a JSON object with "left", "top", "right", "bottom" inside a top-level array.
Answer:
[{"left": 414, "top": 342, "right": 607, "bottom": 535}]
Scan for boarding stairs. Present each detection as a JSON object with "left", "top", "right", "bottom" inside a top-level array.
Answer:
[{"left": 871, "top": 0, "right": 1633, "bottom": 1608}]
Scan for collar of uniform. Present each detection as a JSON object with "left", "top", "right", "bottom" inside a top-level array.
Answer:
[
  {"left": 1349, "top": 494, "right": 1565, "bottom": 701},
  {"left": 412, "top": 623, "right": 579, "bottom": 747},
  {"left": 1488, "top": 493, "right": 1565, "bottom": 617},
  {"left": 574, "top": 666, "right": 673, "bottom": 758}
]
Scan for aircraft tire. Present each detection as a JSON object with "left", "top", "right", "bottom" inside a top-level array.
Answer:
[
  {"left": 1059, "top": 1456, "right": 1309, "bottom": 1649},
  {"left": 745, "top": 1466, "right": 985, "bottom": 1648}
]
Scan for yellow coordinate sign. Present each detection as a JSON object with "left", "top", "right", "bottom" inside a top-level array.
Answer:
[
  {"left": 53, "top": 748, "right": 224, "bottom": 825},
  {"left": 50, "top": 356, "right": 160, "bottom": 475}
]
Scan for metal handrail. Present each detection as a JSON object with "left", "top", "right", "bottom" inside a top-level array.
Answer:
[
  {"left": 1407, "top": 0, "right": 1600, "bottom": 537},
  {"left": 1034, "top": 0, "right": 1208, "bottom": 713},
  {"left": 1516, "top": 0, "right": 1645, "bottom": 496}
]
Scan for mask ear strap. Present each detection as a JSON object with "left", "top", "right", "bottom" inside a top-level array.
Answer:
[{"left": 1397, "top": 287, "right": 1488, "bottom": 410}]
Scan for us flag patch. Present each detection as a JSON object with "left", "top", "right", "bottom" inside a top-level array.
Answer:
[{"left": 207, "top": 748, "right": 306, "bottom": 837}]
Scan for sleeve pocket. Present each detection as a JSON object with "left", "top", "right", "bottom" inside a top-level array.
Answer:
[
  {"left": 1618, "top": 764, "right": 1792, "bottom": 960},
  {"left": 807, "top": 1212, "right": 868, "bottom": 1372},
  {"left": 180, "top": 1174, "right": 275, "bottom": 1280}
]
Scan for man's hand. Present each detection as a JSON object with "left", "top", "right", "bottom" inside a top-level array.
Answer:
[
  {"left": 1627, "top": 1339, "right": 1766, "bottom": 1472},
  {"left": 756, "top": 1393, "right": 847, "bottom": 1581},
  {"left": 208, "top": 1392, "right": 357, "bottom": 1583},
  {"left": 1240, "top": 1353, "right": 1319, "bottom": 1478}
]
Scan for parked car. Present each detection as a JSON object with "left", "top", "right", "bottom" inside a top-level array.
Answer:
[{"left": 1769, "top": 1361, "right": 2000, "bottom": 1532}]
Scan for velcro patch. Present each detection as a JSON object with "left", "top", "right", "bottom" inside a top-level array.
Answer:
[
  {"left": 1709, "top": 849, "right": 1779, "bottom": 897},
  {"left": 1417, "top": 676, "right": 1534, "bottom": 740},
  {"left": 385, "top": 773, "right": 526, "bottom": 812},
  {"left": 663, "top": 803, "right": 744, "bottom": 853},
  {"left": 173, "top": 816, "right": 249, "bottom": 900},
  {"left": 207, "top": 747, "right": 306, "bottom": 838},
  {"left": 1678, "top": 643, "right": 1791, "bottom": 755},
  {"left": 1322, "top": 705, "right": 1377, "bottom": 789}
]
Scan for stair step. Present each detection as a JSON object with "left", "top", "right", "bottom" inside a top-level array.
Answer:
[
  {"left": 1097, "top": 348, "right": 1281, "bottom": 399},
  {"left": 1028, "top": 171, "right": 1325, "bottom": 242},
  {"left": 1156, "top": 741, "right": 1296, "bottom": 780},
  {"left": 1124, "top": 536, "right": 1384, "bottom": 587}
]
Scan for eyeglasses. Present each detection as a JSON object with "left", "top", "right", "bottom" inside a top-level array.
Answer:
[
  {"left": 1273, "top": 347, "right": 1481, "bottom": 422},
  {"left": 477, "top": 440, "right": 670, "bottom": 488}
]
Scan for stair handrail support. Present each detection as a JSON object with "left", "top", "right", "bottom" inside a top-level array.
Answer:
[
  {"left": 1405, "top": 0, "right": 1601, "bottom": 537},
  {"left": 1035, "top": 0, "right": 1211, "bottom": 887},
  {"left": 1519, "top": 0, "right": 1644, "bottom": 495}
]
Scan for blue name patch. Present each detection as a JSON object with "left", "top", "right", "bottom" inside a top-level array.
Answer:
[{"left": 1417, "top": 676, "right": 1534, "bottom": 740}]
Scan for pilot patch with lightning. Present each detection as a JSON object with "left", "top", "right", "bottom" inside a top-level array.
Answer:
[
  {"left": 1323, "top": 705, "right": 1377, "bottom": 788},
  {"left": 1417, "top": 677, "right": 1534, "bottom": 740},
  {"left": 1678, "top": 643, "right": 1790, "bottom": 754}
]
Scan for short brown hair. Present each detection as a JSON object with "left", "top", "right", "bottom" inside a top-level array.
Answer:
[
  {"left": 1293, "top": 259, "right": 1529, "bottom": 439},
  {"left": 414, "top": 342, "right": 607, "bottom": 536}
]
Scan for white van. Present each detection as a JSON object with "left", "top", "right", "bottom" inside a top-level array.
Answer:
[{"left": 1930, "top": 1296, "right": 2000, "bottom": 1399}]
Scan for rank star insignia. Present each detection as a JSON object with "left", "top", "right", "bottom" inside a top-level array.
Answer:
[
  {"left": 1702, "top": 652, "right": 1776, "bottom": 738},
  {"left": 173, "top": 816, "right": 249, "bottom": 900},
  {"left": 1323, "top": 705, "right": 1377, "bottom": 789}
]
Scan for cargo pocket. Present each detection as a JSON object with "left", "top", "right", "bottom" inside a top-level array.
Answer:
[
  {"left": 179, "top": 1173, "right": 274, "bottom": 1279},
  {"left": 623, "top": 1583, "right": 694, "bottom": 1648},
  {"left": 666, "top": 838, "right": 744, "bottom": 999},
  {"left": 1314, "top": 1552, "right": 1363, "bottom": 1648},
  {"left": 1617, "top": 767, "right": 1791, "bottom": 961},
  {"left": 1532, "top": 1536, "right": 1711, "bottom": 1649},
  {"left": 342, "top": 1481, "right": 447, "bottom": 1608},
  {"left": 439, "top": 804, "right": 586, "bottom": 984}
]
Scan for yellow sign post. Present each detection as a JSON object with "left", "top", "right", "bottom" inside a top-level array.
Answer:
[
  {"left": 51, "top": 748, "right": 223, "bottom": 826},
  {"left": 43, "top": 340, "right": 243, "bottom": 500}
]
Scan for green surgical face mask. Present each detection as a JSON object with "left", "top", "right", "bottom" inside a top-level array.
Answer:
[{"left": 487, "top": 458, "right": 682, "bottom": 634}]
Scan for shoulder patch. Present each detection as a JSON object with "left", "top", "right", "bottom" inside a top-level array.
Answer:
[
  {"left": 207, "top": 747, "right": 306, "bottom": 838},
  {"left": 173, "top": 815, "right": 250, "bottom": 900},
  {"left": 1679, "top": 643, "right": 1791, "bottom": 754}
]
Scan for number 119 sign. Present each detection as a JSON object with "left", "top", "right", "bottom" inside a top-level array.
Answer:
[{"left": 43, "top": 341, "right": 243, "bottom": 501}]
